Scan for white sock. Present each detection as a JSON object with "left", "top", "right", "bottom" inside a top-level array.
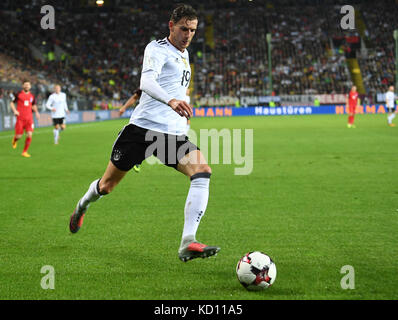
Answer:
[
  {"left": 181, "top": 173, "right": 211, "bottom": 247},
  {"left": 77, "top": 179, "right": 103, "bottom": 214},
  {"left": 388, "top": 113, "right": 396, "bottom": 124},
  {"left": 53, "top": 129, "right": 59, "bottom": 143}
]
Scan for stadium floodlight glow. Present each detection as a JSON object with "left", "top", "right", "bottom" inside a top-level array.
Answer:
[{"left": 96, "top": 0, "right": 104, "bottom": 6}]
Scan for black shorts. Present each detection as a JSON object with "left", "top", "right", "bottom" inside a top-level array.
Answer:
[
  {"left": 110, "top": 124, "right": 199, "bottom": 171},
  {"left": 387, "top": 107, "right": 396, "bottom": 113},
  {"left": 52, "top": 118, "right": 65, "bottom": 125}
]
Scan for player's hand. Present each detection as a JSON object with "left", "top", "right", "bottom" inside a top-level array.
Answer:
[
  {"left": 35, "top": 113, "right": 40, "bottom": 120},
  {"left": 119, "top": 107, "right": 126, "bottom": 116},
  {"left": 168, "top": 99, "right": 193, "bottom": 119},
  {"left": 52, "top": 108, "right": 56, "bottom": 112},
  {"left": 66, "top": 109, "right": 70, "bottom": 114},
  {"left": 13, "top": 110, "right": 20, "bottom": 117}
]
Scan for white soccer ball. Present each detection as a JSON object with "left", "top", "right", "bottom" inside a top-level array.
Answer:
[{"left": 236, "top": 251, "right": 277, "bottom": 290}]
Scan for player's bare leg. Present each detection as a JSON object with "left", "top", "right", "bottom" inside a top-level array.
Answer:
[
  {"left": 60, "top": 123, "right": 66, "bottom": 135},
  {"left": 69, "top": 161, "right": 128, "bottom": 233},
  {"left": 176, "top": 150, "right": 220, "bottom": 262},
  {"left": 21, "top": 131, "right": 33, "bottom": 157},
  {"left": 98, "top": 161, "right": 128, "bottom": 194},
  {"left": 347, "top": 112, "right": 355, "bottom": 128},
  {"left": 12, "top": 134, "right": 22, "bottom": 149}
]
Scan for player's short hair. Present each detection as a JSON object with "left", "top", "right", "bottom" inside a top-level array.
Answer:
[
  {"left": 170, "top": 3, "right": 197, "bottom": 23},
  {"left": 22, "top": 79, "right": 30, "bottom": 84}
]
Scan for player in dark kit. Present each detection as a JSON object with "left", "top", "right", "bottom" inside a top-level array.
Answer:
[{"left": 10, "top": 80, "right": 40, "bottom": 157}]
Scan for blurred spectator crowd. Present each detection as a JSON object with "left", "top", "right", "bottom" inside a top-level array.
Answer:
[
  {"left": 357, "top": 2, "right": 398, "bottom": 98},
  {"left": 0, "top": 0, "right": 396, "bottom": 108}
]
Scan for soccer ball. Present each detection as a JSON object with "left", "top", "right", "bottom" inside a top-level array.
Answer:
[{"left": 236, "top": 251, "right": 277, "bottom": 290}]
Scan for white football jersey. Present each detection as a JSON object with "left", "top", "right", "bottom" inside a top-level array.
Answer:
[
  {"left": 46, "top": 92, "right": 68, "bottom": 118},
  {"left": 130, "top": 37, "right": 191, "bottom": 135},
  {"left": 386, "top": 91, "right": 395, "bottom": 108}
]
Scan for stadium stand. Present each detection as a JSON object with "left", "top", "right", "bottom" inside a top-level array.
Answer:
[
  {"left": 357, "top": 2, "right": 397, "bottom": 99},
  {"left": 0, "top": 0, "right": 396, "bottom": 108}
]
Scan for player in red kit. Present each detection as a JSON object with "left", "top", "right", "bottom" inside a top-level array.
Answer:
[
  {"left": 346, "top": 85, "right": 359, "bottom": 128},
  {"left": 10, "top": 80, "right": 40, "bottom": 157}
]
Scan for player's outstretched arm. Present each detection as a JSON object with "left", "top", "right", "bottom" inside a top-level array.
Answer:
[{"left": 119, "top": 93, "right": 139, "bottom": 116}]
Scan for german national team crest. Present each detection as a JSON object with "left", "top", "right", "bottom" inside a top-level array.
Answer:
[{"left": 113, "top": 149, "right": 122, "bottom": 161}]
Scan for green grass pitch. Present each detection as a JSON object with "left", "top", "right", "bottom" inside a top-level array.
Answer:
[{"left": 0, "top": 114, "right": 397, "bottom": 300}]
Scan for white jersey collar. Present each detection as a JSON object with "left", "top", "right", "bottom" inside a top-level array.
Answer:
[{"left": 165, "top": 37, "right": 186, "bottom": 56}]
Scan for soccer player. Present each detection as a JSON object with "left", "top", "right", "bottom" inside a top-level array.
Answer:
[
  {"left": 46, "top": 85, "right": 70, "bottom": 144},
  {"left": 10, "top": 80, "right": 40, "bottom": 157},
  {"left": 386, "top": 85, "right": 396, "bottom": 127},
  {"left": 69, "top": 4, "right": 220, "bottom": 262},
  {"left": 346, "top": 85, "right": 359, "bottom": 128},
  {"left": 119, "top": 88, "right": 142, "bottom": 172}
]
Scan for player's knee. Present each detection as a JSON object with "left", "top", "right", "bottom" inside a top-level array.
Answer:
[{"left": 202, "top": 165, "right": 212, "bottom": 175}]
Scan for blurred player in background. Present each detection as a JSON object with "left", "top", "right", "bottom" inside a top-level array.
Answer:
[
  {"left": 119, "top": 88, "right": 142, "bottom": 172},
  {"left": 386, "top": 85, "right": 396, "bottom": 127},
  {"left": 10, "top": 80, "right": 40, "bottom": 157},
  {"left": 346, "top": 85, "right": 359, "bottom": 128},
  {"left": 69, "top": 4, "right": 220, "bottom": 262},
  {"left": 46, "top": 85, "right": 70, "bottom": 144},
  {"left": 119, "top": 88, "right": 142, "bottom": 116}
]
